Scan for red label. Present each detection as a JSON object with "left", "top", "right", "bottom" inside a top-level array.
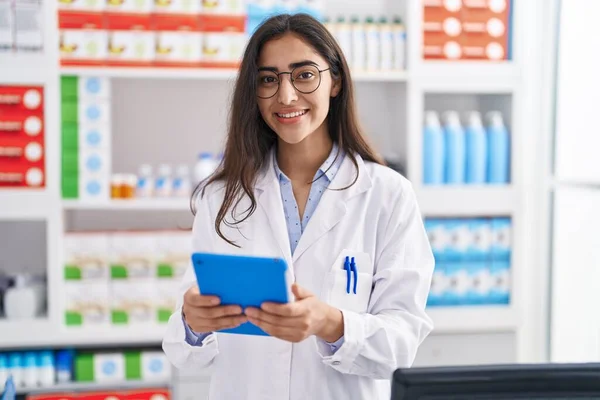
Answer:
[
  {"left": 59, "top": 10, "right": 105, "bottom": 29},
  {"left": 154, "top": 13, "right": 201, "bottom": 31},
  {"left": 106, "top": 13, "right": 152, "bottom": 30},
  {"left": 200, "top": 14, "right": 245, "bottom": 32},
  {"left": 0, "top": 86, "right": 44, "bottom": 112}
]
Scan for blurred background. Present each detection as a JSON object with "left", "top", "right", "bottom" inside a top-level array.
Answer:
[{"left": 0, "top": 0, "right": 597, "bottom": 399}]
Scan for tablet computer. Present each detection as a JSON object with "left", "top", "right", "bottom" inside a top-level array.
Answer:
[{"left": 190, "top": 252, "right": 291, "bottom": 336}]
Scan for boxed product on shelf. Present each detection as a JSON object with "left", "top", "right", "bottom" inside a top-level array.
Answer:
[
  {"left": 424, "top": 217, "right": 512, "bottom": 307},
  {"left": 74, "top": 350, "right": 171, "bottom": 384},
  {"left": 0, "top": 85, "right": 45, "bottom": 188},
  {"left": 105, "top": 0, "right": 154, "bottom": 14},
  {"left": 154, "top": 0, "right": 202, "bottom": 15},
  {"left": 422, "top": 0, "right": 512, "bottom": 61},
  {"left": 64, "top": 281, "right": 111, "bottom": 326},
  {"left": 154, "top": 14, "right": 202, "bottom": 66},
  {"left": 106, "top": 13, "right": 156, "bottom": 66},
  {"left": 200, "top": 14, "right": 247, "bottom": 68},
  {"left": 58, "top": 0, "right": 105, "bottom": 12},
  {"left": 59, "top": 12, "right": 108, "bottom": 65},
  {"left": 14, "top": 0, "right": 43, "bottom": 52}
]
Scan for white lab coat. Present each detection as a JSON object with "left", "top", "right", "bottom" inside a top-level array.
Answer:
[{"left": 162, "top": 150, "right": 435, "bottom": 400}]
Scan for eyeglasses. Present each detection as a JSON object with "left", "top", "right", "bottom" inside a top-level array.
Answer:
[{"left": 256, "top": 65, "right": 331, "bottom": 99}]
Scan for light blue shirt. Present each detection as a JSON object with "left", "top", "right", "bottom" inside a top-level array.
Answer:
[{"left": 185, "top": 144, "right": 345, "bottom": 352}]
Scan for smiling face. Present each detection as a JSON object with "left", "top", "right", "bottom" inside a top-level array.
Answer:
[{"left": 256, "top": 33, "right": 340, "bottom": 145}]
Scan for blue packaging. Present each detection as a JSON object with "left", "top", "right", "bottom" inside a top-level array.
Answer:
[
  {"left": 443, "top": 111, "right": 466, "bottom": 184},
  {"left": 426, "top": 263, "right": 447, "bottom": 307},
  {"left": 55, "top": 349, "right": 75, "bottom": 383},
  {"left": 465, "top": 262, "right": 490, "bottom": 305},
  {"left": 465, "top": 111, "right": 488, "bottom": 184},
  {"left": 486, "top": 111, "right": 510, "bottom": 184},
  {"left": 423, "top": 111, "right": 445, "bottom": 185},
  {"left": 424, "top": 219, "right": 449, "bottom": 262},
  {"left": 6, "top": 353, "right": 21, "bottom": 388},
  {"left": 467, "top": 218, "right": 492, "bottom": 262},
  {"left": 444, "top": 263, "right": 469, "bottom": 306},
  {"left": 488, "top": 260, "right": 510, "bottom": 305},
  {"left": 445, "top": 219, "right": 470, "bottom": 262},
  {"left": 0, "top": 376, "right": 15, "bottom": 400},
  {"left": 491, "top": 218, "right": 512, "bottom": 262}
]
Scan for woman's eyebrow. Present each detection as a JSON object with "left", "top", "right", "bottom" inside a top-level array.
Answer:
[{"left": 257, "top": 60, "right": 320, "bottom": 72}]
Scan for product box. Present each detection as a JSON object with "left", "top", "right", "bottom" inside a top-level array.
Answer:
[
  {"left": 106, "top": 0, "right": 153, "bottom": 14},
  {"left": 491, "top": 217, "right": 511, "bottom": 261},
  {"left": 155, "top": 279, "right": 177, "bottom": 323},
  {"left": 140, "top": 351, "right": 171, "bottom": 381},
  {"left": 201, "top": 0, "right": 246, "bottom": 15},
  {"left": 106, "top": 14, "right": 155, "bottom": 66},
  {"left": 58, "top": 0, "right": 105, "bottom": 12},
  {"left": 14, "top": 0, "right": 43, "bottom": 52},
  {"left": 78, "top": 100, "right": 111, "bottom": 125},
  {"left": 154, "top": 14, "right": 202, "bottom": 66},
  {"left": 0, "top": 86, "right": 43, "bottom": 112},
  {"left": 154, "top": 0, "right": 202, "bottom": 14},
  {"left": 110, "top": 232, "right": 158, "bottom": 279},
  {"left": 64, "top": 281, "right": 111, "bottom": 326},
  {"left": 465, "top": 262, "right": 491, "bottom": 305},
  {"left": 445, "top": 219, "right": 470, "bottom": 262},
  {"left": 64, "top": 233, "right": 111, "bottom": 280},
  {"left": 79, "top": 122, "right": 111, "bottom": 150},
  {"left": 59, "top": 11, "right": 108, "bottom": 65},
  {"left": 0, "top": 112, "right": 43, "bottom": 136},
  {"left": 444, "top": 262, "right": 470, "bottom": 305},
  {"left": 467, "top": 218, "right": 492, "bottom": 261},
  {"left": 78, "top": 149, "right": 110, "bottom": 201},
  {"left": 79, "top": 172, "right": 110, "bottom": 200},
  {"left": 75, "top": 352, "right": 126, "bottom": 383},
  {"left": 78, "top": 76, "right": 111, "bottom": 100},
  {"left": 200, "top": 14, "right": 246, "bottom": 68},
  {"left": 424, "top": 218, "right": 449, "bottom": 262},
  {"left": 111, "top": 280, "right": 155, "bottom": 325},
  {"left": 0, "top": 0, "right": 13, "bottom": 52},
  {"left": 156, "top": 230, "right": 191, "bottom": 278},
  {"left": 488, "top": 260, "right": 510, "bottom": 305},
  {"left": 426, "top": 262, "right": 448, "bottom": 307}
]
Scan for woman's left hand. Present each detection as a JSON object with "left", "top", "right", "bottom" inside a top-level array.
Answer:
[{"left": 245, "top": 283, "right": 344, "bottom": 343}]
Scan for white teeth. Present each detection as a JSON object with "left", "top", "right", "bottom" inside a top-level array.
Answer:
[{"left": 277, "top": 110, "right": 307, "bottom": 118}]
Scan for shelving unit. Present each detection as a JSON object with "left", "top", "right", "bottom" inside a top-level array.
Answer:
[
  {"left": 16, "top": 380, "right": 170, "bottom": 395},
  {"left": 0, "top": 0, "right": 551, "bottom": 376}
]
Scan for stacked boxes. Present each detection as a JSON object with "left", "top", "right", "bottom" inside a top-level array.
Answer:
[
  {"left": 0, "top": 85, "right": 45, "bottom": 188},
  {"left": 422, "top": 0, "right": 512, "bottom": 61},
  {"left": 74, "top": 350, "right": 171, "bottom": 383},
  {"left": 61, "top": 76, "right": 111, "bottom": 201},
  {"left": 0, "top": 0, "right": 44, "bottom": 54},
  {"left": 58, "top": 0, "right": 247, "bottom": 68},
  {"left": 63, "top": 230, "right": 190, "bottom": 327},
  {"left": 425, "top": 217, "right": 511, "bottom": 307}
]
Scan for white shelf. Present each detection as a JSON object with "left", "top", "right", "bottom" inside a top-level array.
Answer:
[
  {"left": 62, "top": 199, "right": 190, "bottom": 211},
  {"left": 415, "top": 186, "right": 517, "bottom": 217},
  {"left": 413, "top": 62, "right": 520, "bottom": 93},
  {"left": 59, "top": 66, "right": 408, "bottom": 82},
  {"left": 427, "top": 306, "right": 518, "bottom": 334},
  {"left": 1, "top": 54, "right": 54, "bottom": 84},
  {"left": 0, "top": 319, "right": 166, "bottom": 349},
  {"left": 16, "top": 380, "right": 171, "bottom": 395},
  {"left": 0, "top": 191, "right": 56, "bottom": 219}
]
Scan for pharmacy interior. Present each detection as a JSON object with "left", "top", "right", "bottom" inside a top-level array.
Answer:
[{"left": 1, "top": 0, "right": 597, "bottom": 399}]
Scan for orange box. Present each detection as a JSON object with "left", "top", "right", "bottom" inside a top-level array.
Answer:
[
  {"left": 199, "top": 14, "right": 246, "bottom": 68},
  {"left": 105, "top": 13, "right": 155, "bottom": 66},
  {"left": 59, "top": 11, "right": 108, "bottom": 66},
  {"left": 154, "top": 13, "right": 202, "bottom": 67}
]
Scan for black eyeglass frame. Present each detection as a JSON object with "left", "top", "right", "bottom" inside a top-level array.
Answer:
[{"left": 256, "top": 67, "right": 332, "bottom": 99}]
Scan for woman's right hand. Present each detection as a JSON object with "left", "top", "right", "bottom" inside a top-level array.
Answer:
[{"left": 183, "top": 286, "right": 247, "bottom": 334}]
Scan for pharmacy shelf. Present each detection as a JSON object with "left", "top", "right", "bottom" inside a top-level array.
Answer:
[
  {"left": 0, "top": 320, "right": 166, "bottom": 350},
  {"left": 62, "top": 199, "right": 190, "bottom": 211},
  {"left": 427, "top": 306, "right": 519, "bottom": 334},
  {"left": 59, "top": 66, "right": 408, "bottom": 82},
  {"left": 16, "top": 380, "right": 171, "bottom": 395},
  {"left": 415, "top": 186, "right": 517, "bottom": 217},
  {"left": 0, "top": 191, "right": 56, "bottom": 219},
  {"left": 1, "top": 54, "right": 54, "bottom": 84}
]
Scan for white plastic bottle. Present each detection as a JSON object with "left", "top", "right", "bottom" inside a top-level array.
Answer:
[
  {"left": 0, "top": 353, "right": 8, "bottom": 392},
  {"left": 379, "top": 16, "right": 393, "bottom": 71},
  {"left": 36, "top": 351, "right": 55, "bottom": 387},
  {"left": 22, "top": 352, "right": 37, "bottom": 388},
  {"left": 155, "top": 164, "right": 173, "bottom": 197},
  {"left": 392, "top": 16, "right": 406, "bottom": 70},
  {"left": 173, "top": 165, "right": 191, "bottom": 198},
  {"left": 194, "top": 152, "right": 215, "bottom": 184},
  {"left": 4, "top": 275, "right": 46, "bottom": 319},
  {"left": 351, "top": 15, "right": 365, "bottom": 71},
  {"left": 335, "top": 16, "right": 352, "bottom": 67},
  {"left": 136, "top": 164, "right": 154, "bottom": 198},
  {"left": 7, "top": 352, "right": 23, "bottom": 388},
  {"left": 365, "top": 16, "right": 379, "bottom": 71}
]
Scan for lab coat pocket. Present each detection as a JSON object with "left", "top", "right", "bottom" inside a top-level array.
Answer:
[{"left": 327, "top": 270, "right": 373, "bottom": 313}]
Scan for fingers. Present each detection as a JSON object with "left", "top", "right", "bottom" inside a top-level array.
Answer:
[
  {"left": 260, "top": 301, "right": 305, "bottom": 317},
  {"left": 184, "top": 286, "right": 220, "bottom": 307},
  {"left": 245, "top": 307, "right": 306, "bottom": 328},
  {"left": 189, "top": 315, "right": 248, "bottom": 333},
  {"left": 246, "top": 315, "right": 299, "bottom": 340},
  {"left": 197, "top": 305, "right": 243, "bottom": 319},
  {"left": 291, "top": 283, "right": 313, "bottom": 300}
]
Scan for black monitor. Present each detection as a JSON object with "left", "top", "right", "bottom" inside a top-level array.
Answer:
[{"left": 392, "top": 363, "right": 600, "bottom": 399}]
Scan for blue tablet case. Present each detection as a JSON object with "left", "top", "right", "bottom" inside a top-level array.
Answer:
[{"left": 190, "top": 252, "right": 290, "bottom": 336}]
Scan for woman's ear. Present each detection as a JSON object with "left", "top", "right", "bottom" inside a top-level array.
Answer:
[{"left": 330, "top": 77, "right": 341, "bottom": 98}]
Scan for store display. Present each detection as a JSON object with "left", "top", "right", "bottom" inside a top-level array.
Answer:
[
  {"left": 58, "top": 1, "right": 247, "bottom": 68},
  {"left": 0, "top": 0, "right": 44, "bottom": 54},
  {"left": 422, "top": 0, "right": 512, "bottom": 61},
  {"left": 423, "top": 109, "right": 510, "bottom": 186},
  {"left": 63, "top": 230, "right": 190, "bottom": 327},
  {"left": 61, "top": 76, "right": 111, "bottom": 200},
  {"left": 0, "top": 85, "right": 45, "bottom": 188},
  {"left": 3, "top": 275, "right": 46, "bottom": 320},
  {"left": 74, "top": 350, "right": 170, "bottom": 383},
  {"left": 424, "top": 217, "right": 511, "bottom": 307},
  {"left": 325, "top": 14, "right": 405, "bottom": 71}
]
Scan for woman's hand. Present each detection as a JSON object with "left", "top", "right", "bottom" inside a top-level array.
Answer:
[
  {"left": 245, "top": 283, "right": 344, "bottom": 343},
  {"left": 183, "top": 286, "right": 247, "bottom": 334}
]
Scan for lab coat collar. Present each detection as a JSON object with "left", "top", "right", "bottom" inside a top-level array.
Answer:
[{"left": 255, "top": 146, "right": 373, "bottom": 264}]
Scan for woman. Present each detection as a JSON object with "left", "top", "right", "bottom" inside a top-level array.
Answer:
[{"left": 162, "top": 13, "right": 434, "bottom": 400}]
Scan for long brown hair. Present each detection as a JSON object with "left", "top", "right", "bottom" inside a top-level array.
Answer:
[{"left": 192, "top": 13, "right": 384, "bottom": 247}]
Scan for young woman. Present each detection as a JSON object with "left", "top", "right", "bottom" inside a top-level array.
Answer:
[{"left": 162, "top": 13, "right": 434, "bottom": 400}]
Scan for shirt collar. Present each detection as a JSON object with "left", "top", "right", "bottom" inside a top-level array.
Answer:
[{"left": 273, "top": 142, "right": 344, "bottom": 184}]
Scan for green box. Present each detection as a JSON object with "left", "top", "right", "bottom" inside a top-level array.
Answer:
[
  {"left": 65, "top": 311, "right": 83, "bottom": 326},
  {"left": 111, "top": 265, "right": 128, "bottom": 279},
  {"left": 62, "top": 177, "right": 79, "bottom": 199},
  {"left": 61, "top": 151, "right": 79, "bottom": 175},
  {"left": 157, "top": 264, "right": 174, "bottom": 278},
  {"left": 62, "top": 123, "right": 79, "bottom": 150},
  {"left": 112, "top": 310, "right": 128, "bottom": 324},
  {"left": 75, "top": 353, "right": 94, "bottom": 382},
  {"left": 61, "top": 76, "right": 78, "bottom": 101},
  {"left": 61, "top": 101, "right": 78, "bottom": 124},
  {"left": 124, "top": 351, "right": 142, "bottom": 380}
]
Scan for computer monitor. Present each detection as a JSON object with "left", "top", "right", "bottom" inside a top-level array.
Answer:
[{"left": 392, "top": 363, "right": 600, "bottom": 399}]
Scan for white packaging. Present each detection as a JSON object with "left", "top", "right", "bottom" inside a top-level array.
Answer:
[
  {"left": 7, "top": 353, "right": 23, "bottom": 388},
  {"left": 4, "top": 276, "right": 46, "bottom": 319},
  {"left": 58, "top": 0, "right": 104, "bottom": 11},
  {"left": 156, "top": 230, "right": 191, "bottom": 279},
  {"left": 136, "top": 164, "right": 154, "bottom": 198},
  {"left": 78, "top": 77, "right": 111, "bottom": 101},
  {"left": 14, "top": 0, "right": 42, "bottom": 52},
  {"left": 79, "top": 100, "right": 111, "bottom": 125},
  {"left": 111, "top": 280, "right": 155, "bottom": 325},
  {"left": 94, "top": 353, "right": 125, "bottom": 383},
  {"left": 194, "top": 152, "right": 215, "bottom": 184},
  {"left": 79, "top": 148, "right": 110, "bottom": 176},
  {"left": 107, "top": 30, "right": 155, "bottom": 63},
  {"left": 445, "top": 263, "right": 470, "bottom": 305},
  {"left": 156, "top": 278, "right": 178, "bottom": 323},
  {"left": 155, "top": 164, "right": 173, "bottom": 197},
  {"left": 36, "top": 351, "right": 55, "bottom": 386},
  {"left": 351, "top": 16, "right": 365, "bottom": 71},
  {"left": 106, "top": 0, "right": 153, "bottom": 13},
  {"left": 334, "top": 17, "right": 352, "bottom": 67},
  {"left": 110, "top": 232, "right": 157, "bottom": 279},
  {"left": 154, "top": 0, "right": 201, "bottom": 14},
  {"left": 79, "top": 123, "right": 111, "bottom": 151},
  {"left": 22, "top": 352, "right": 37, "bottom": 388},
  {"left": 80, "top": 173, "right": 110, "bottom": 201},
  {"left": 155, "top": 31, "right": 202, "bottom": 64},
  {"left": 64, "top": 281, "right": 110, "bottom": 326},
  {"left": 392, "top": 16, "right": 405, "bottom": 70},
  {"left": 60, "top": 30, "right": 108, "bottom": 61},
  {"left": 64, "top": 233, "right": 110, "bottom": 281},
  {"left": 379, "top": 17, "right": 393, "bottom": 71},
  {"left": 141, "top": 351, "right": 171, "bottom": 381},
  {"left": 0, "top": 0, "right": 13, "bottom": 52},
  {"left": 365, "top": 17, "right": 379, "bottom": 71},
  {"left": 173, "top": 164, "right": 191, "bottom": 197},
  {"left": 202, "top": 32, "right": 246, "bottom": 64},
  {"left": 201, "top": 0, "right": 246, "bottom": 15}
]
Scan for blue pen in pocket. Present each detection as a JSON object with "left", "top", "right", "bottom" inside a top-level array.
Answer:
[
  {"left": 350, "top": 257, "right": 357, "bottom": 294},
  {"left": 344, "top": 256, "right": 351, "bottom": 294}
]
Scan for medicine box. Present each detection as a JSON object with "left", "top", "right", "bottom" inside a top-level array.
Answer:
[
  {"left": 154, "top": 14, "right": 202, "bottom": 66},
  {"left": 59, "top": 12, "right": 108, "bottom": 65},
  {"left": 491, "top": 217, "right": 511, "bottom": 261},
  {"left": 106, "top": 14, "right": 155, "bottom": 66},
  {"left": 64, "top": 281, "right": 110, "bottom": 326}
]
